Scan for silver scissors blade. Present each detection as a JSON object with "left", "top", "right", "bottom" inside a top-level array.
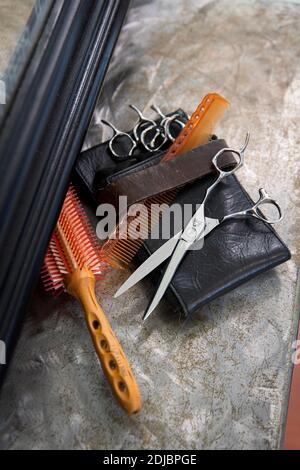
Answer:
[
  {"left": 201, "top": 217, "right": 220, "bottom": 237},
  {"left": 143, "top": 218, "right": 220, "bottom": 320},
  {"left": 143, "top": 239, "right": 189, "bottom": 321},
  {"left": 114, "top": 231, "right": 183, "bottom": 298}
]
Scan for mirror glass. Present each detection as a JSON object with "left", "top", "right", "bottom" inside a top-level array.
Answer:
[{"left": 0, "top": 0, "right": 51, "bottom": 118}]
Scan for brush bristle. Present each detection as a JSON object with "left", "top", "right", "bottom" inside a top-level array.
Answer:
[{"left": 42, "top": 185, "right": 106, "bottom": 293}]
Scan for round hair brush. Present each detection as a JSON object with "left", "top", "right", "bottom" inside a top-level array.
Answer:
[{"left": 42, "top": 185, "right": 141, "bottom": 415}]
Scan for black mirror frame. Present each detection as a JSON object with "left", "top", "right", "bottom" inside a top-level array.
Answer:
[{"left": 0, "top": 0, "right": 130, "bottom": 385}]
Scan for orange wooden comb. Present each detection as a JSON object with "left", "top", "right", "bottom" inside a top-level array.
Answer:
[
  {"left": 100, "top": 93, "right": 229, "bottom": 269},
  {"left": 42, "top": 185, "right": 141, "bottom": 415},
  {"left": 163, "top": 92, "right": 229, "bottom": 160}
]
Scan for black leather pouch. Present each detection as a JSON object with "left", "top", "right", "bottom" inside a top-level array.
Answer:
[
  {"left": 138, "top": 173, "right": 290, "bottom": 316},
  {"left": 74, "top": 121, "right": 290, "bottom": 316},
  {"left": 73, "top": 108, "right": 188, "bottom": 201}
]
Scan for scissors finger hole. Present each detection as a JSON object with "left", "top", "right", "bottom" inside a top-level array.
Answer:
[
  {"left": 110, "top": 134, "right": 136, "bottom": 159},
  {"left": 213, "top": 148, "right": 242, "bottom": 174},
  {"left": 141, "top": 124, "right": 167, "bottom": 151},
  {"left": 134, "top": 121, "right": 154, "bottom": 142},
  {"left": 255, "top": 200, "right": 282, "bottom": 224},
  {"left": 165, "top": 118, "right": 186, "bottom": 141}
]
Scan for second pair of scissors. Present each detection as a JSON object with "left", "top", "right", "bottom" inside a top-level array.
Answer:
[
  {"left": 115, "top": 133, "right": 283, "bottom": 320},
  {"left": 102, "top": 105, "right": 187, "bottom": 161}
]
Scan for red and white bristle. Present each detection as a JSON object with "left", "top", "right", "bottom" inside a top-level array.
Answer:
[{"left": 41, "top": 185, "right": 106, "bottom": 293}]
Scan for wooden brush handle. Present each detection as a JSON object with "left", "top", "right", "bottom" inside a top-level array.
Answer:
[{"left": 66, "top": 267, "right": 141, "bottom": 415}]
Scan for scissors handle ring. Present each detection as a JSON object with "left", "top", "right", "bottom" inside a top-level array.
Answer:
[
  {"left": 212, "top": 147, "right": 244, "bottom": 177},
  {"left": 102, "top": 119, "right": 137, "bottom": 160},
  {"left": 212, "top": 133, "right": 250, "bottom": 177},
  {"left": 140, "top": 123, "right": 167, "bottom": 152},
  {"left": 151, "top": 104, "right": 187, "bottom": 142},
  {"left": 222, "top": 188, "right": 282, "bottom": 225},
  {"left": 109, "top": 133, "right": 137, "bottom": 160},
  {"left": 133, "top": 119, "right": 156, "bottom": 142},
  {"left": 249, "top": 188, "right": 282, "bottom": 224},
  {"left": 129, "top": 104, "right": 157, "bottom": 142},
  {"left": 163, "top": 114, "right": 186, "bottom": 142}
]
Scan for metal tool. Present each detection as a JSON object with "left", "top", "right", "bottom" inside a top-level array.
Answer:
[
  {"left": 129, "top": 104, "right": 157, "bottom": 143},
  {"left": 103, "top": 104, "right": 187, "bottom": 158},
  {"left": 130, "top": 104, "right": 167, "bottom": 152},
  {"left": 114, "top": 133, "right": 283, "bottom": 320},
  {"left": 140, "top": 104, "right": 186, "bottom": 151},
  {"left": 150, "top": 104, "right": 186, "bottom": 141},
  {"left": 140, "top": 120, "right": 167, "bottom": 152},
  {"left": 101, "top": 119, "right": 137, "bottom": 160}
]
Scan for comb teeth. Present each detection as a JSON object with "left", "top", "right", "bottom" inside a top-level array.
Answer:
[
  {"left": 100, "top": 189, "right": 177, "bottom": 269},
  {"left": 42, "top": 184, "right": 106, "bottom": 293}
]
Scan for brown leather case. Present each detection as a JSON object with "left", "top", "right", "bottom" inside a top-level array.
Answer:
[{"left": 98, "top": 139, "right": 236, "bottom": 212}]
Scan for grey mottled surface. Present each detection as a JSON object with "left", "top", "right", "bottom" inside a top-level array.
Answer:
[
  {"left": 0, "top": 0, "right": 300, "bottom": 450},
  {"left": 0, "top": 0, "right": 35, "bottom": 74}
]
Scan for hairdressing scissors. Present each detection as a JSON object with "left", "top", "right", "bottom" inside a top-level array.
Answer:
[
  {"left": 150, "top": 104, "right": 187, "bottom": 142},
  {"left": 114, "top": 133, "right": 283, "bottom": 320},
  {"left": 129, "top": 104, "right": 157, "bottom": 142},
  {"left": 140, "top": 122, "right": 167, "bottom": 152},
  {"left": 101, "top": 119, "right": 137, "bottom": 161},
  {"left": 129, "top": 104, "right": 167, "bottom": 153},
  {"left": 140, "top": 105, "right": 186, "bottom": 151}
]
